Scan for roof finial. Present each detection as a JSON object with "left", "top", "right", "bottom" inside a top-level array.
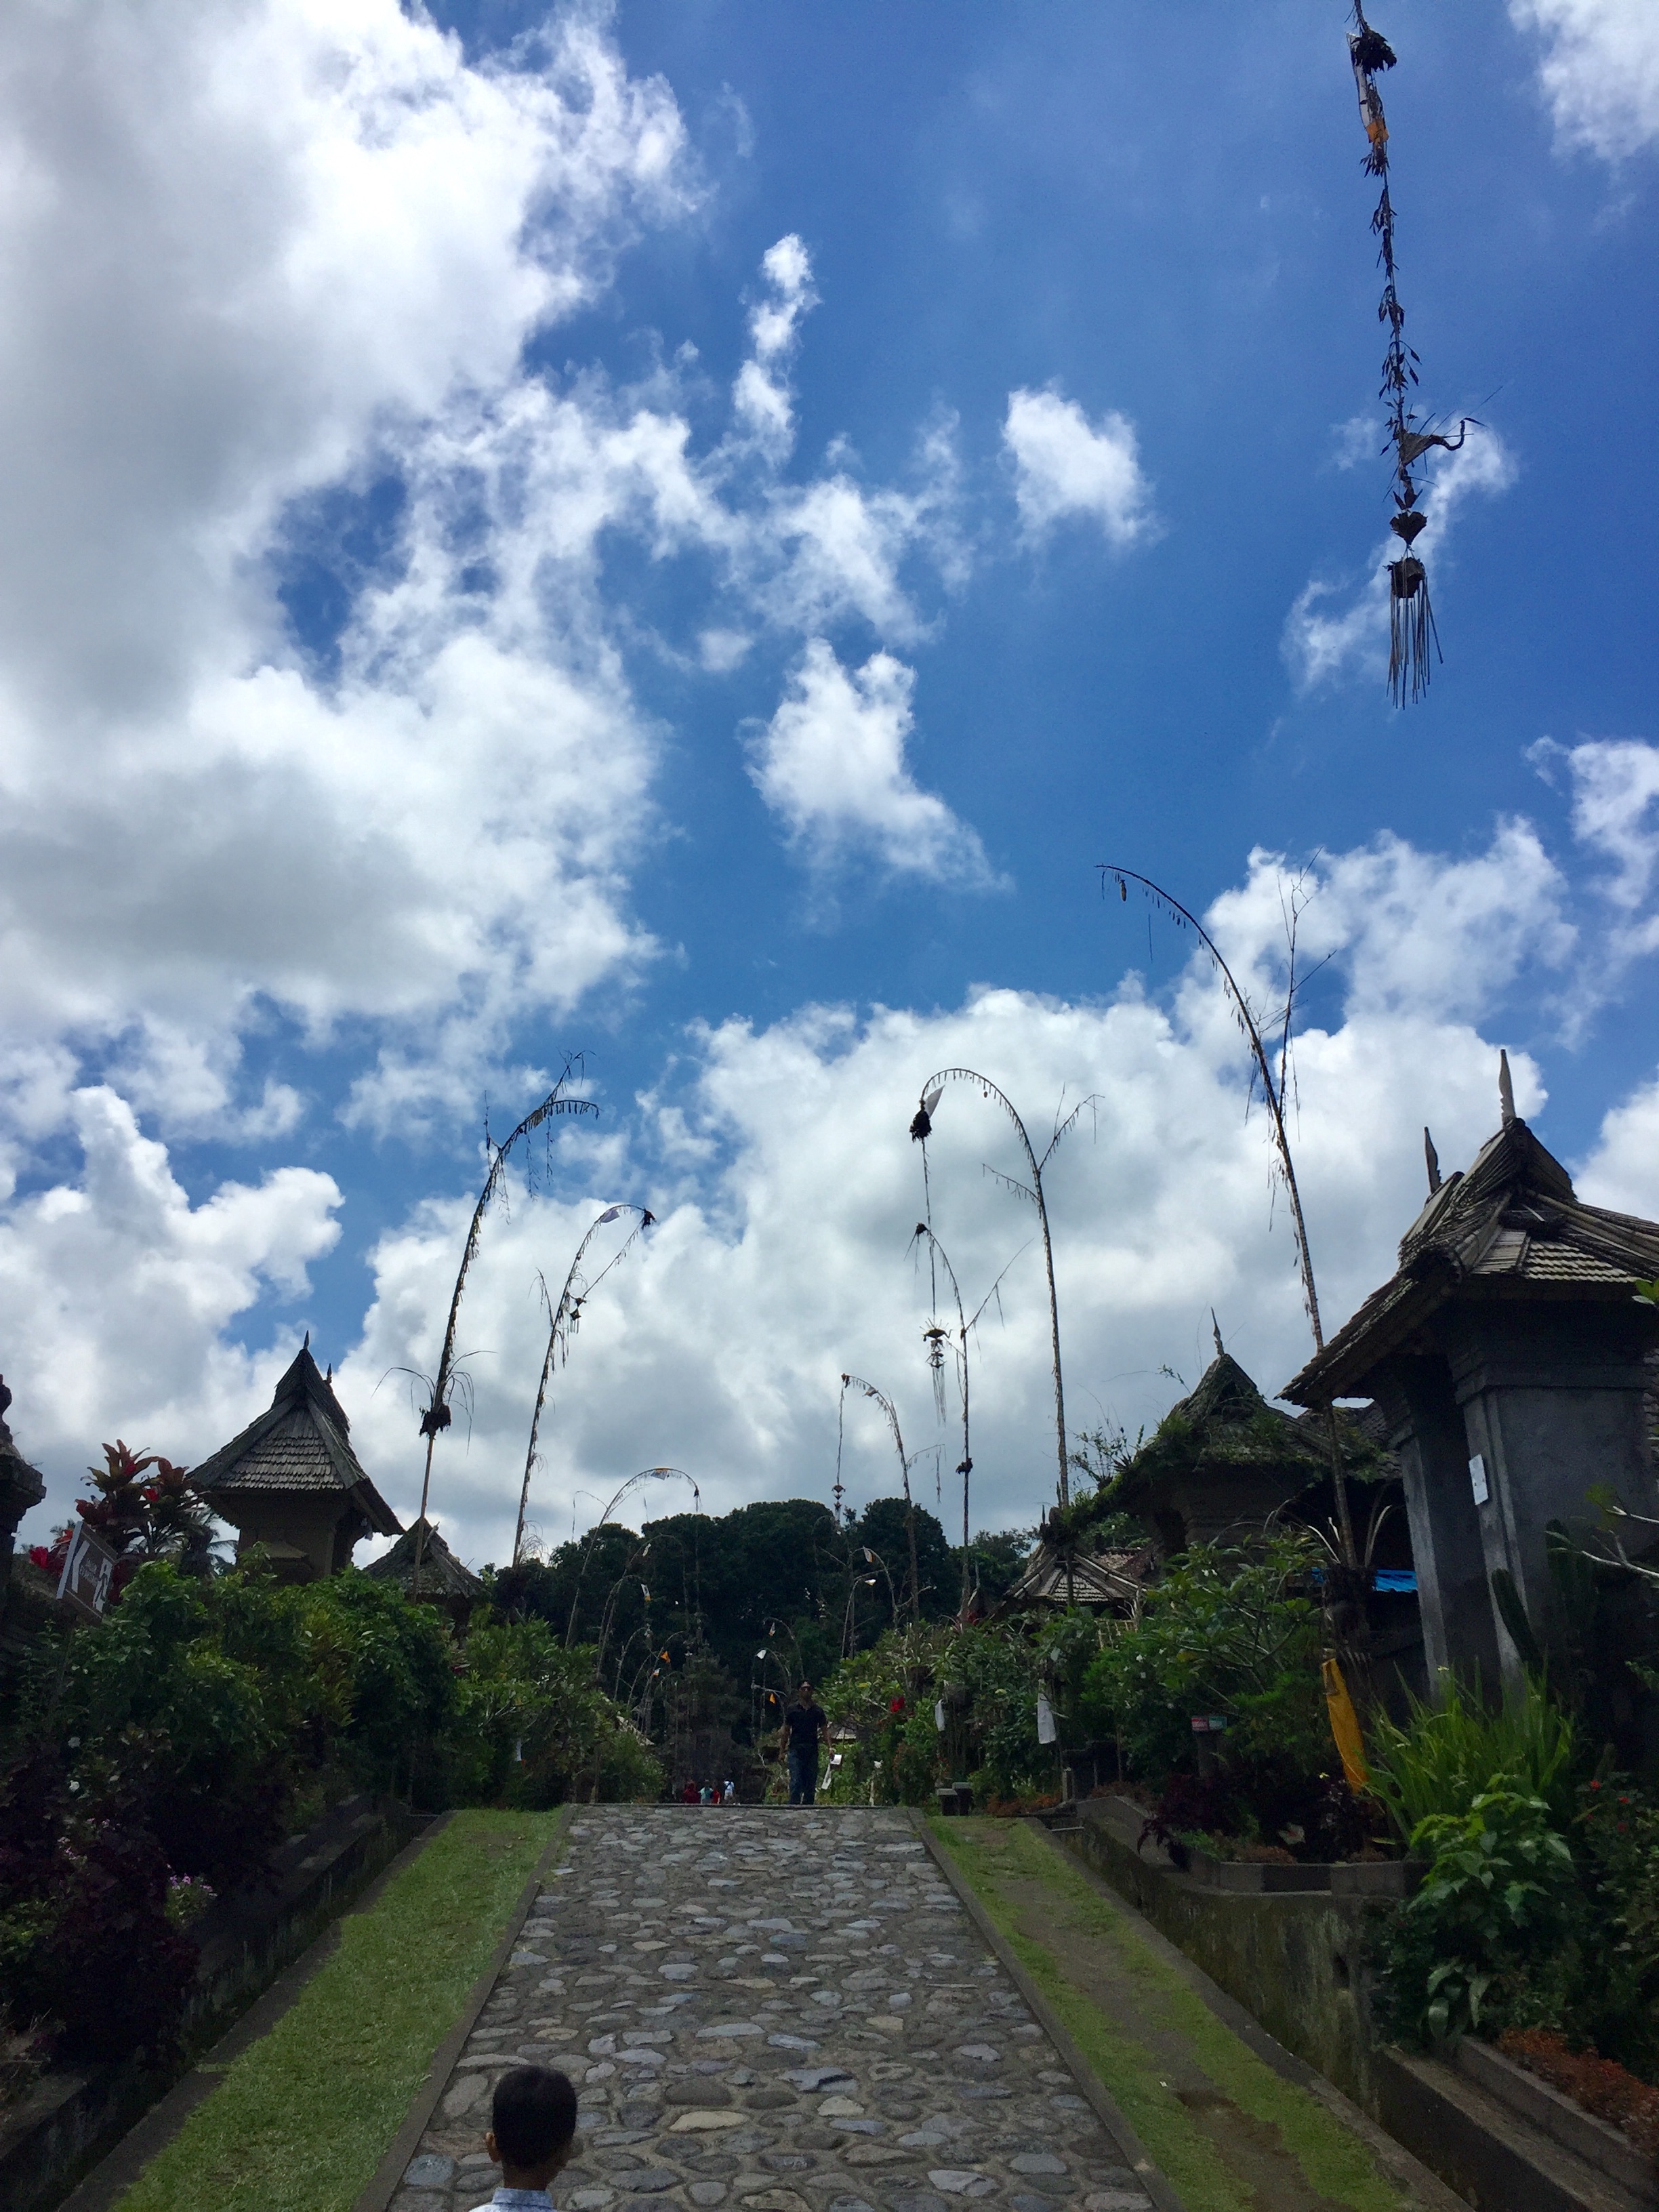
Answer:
[
  {"left": 1498, "top": 1048, "right": 1516, "bottom": 1126},
  {"left": 302, "top": 1328, "right": 310, "bottom": 1351},
  {"left": 1424, "top": 1126, "right": 1441, "bottom": 1193},
  {"left": 1211, "top": 1309, "right": 1225, "bottom": 1359}
]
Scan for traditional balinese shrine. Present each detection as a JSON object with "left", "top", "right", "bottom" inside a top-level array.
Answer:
[
  {"left": 192, "top": 1341, "right": 401, "bottom": 1580},
  {"left": 1111, "top": 1345, "right": 1390, "bottom": 1560},
  {"left": 1284, "top": 1061, "right": 1659, "bottom": 1694},
  {"left": 364, "top": 1516, "right": 483, "bottom": 1625}
]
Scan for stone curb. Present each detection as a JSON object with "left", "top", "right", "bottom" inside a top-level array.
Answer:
[
  {"left": 907, "top": 1809, "right": 1186, "bottom": 2212},
  {"left": 352, "top": 1807, "right": 573, "bottom": 2212}
]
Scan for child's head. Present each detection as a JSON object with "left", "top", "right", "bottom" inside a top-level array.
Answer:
[{"left": 485, "top": 2064, "right": 578, "bottom": 2191}]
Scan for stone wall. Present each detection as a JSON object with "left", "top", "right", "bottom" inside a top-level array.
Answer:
[{"left": 1061, "top": 1799, "right": 1392, "bottom": 2113}]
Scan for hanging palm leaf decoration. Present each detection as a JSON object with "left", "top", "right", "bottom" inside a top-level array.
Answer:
[{"left": 1347, "top": 5, "right": 1475, "bottom": 706}]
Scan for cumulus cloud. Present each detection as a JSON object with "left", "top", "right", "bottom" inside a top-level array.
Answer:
[
  {"left": 746, "top": 640, "right": 996, "bottom": 884},
  {"left": 1511, "top": 0, "right": 1659, "bottom": 159},
  {"left": 1577, "top": 1071, "right": 1659, "bottom": 1219},
  {"left": 316, "top": 928, "right": 1542, "bottom": 1570},
  {"left": 1284, "top": 426, "right": 1515, "bottom": 693},
  {"left": 1201, "top": 826, "right": 1574, "bottom": 1027},
  {"left": 1535, "top": 736, "right": 1659, "bottom": 931},
  {"left": 7, "top": 820, "right": 1564, "bottom": 1569},
  {"left": 0, "top": 0, "right": 694, "bottom": 1142},
  {"left": 1003, "top": 388, "right": 1155, "bottom": 547},
  {"left": 0, "top": 1088, "right": 341, "bottom": 1505},
  {"left": 0, "top": 12, "right": 973, "bottom": 1149}
]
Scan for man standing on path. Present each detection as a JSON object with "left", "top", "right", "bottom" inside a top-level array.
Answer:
[{"left": 779, "top": 1680, "right": 827, "bottom": 1804}]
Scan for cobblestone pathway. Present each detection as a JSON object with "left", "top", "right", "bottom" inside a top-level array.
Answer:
[{"left": 390, "top": 1808, "right": 1153, "bottom": 2212}]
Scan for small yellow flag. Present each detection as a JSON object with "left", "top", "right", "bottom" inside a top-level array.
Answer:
[{"left": 1323, "top": 1655, "right": 1371, "bottom": 1794}]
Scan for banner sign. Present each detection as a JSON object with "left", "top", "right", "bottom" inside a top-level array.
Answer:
[{"left": 56, "top": 1525, "right": 119, "bottom": 1622}]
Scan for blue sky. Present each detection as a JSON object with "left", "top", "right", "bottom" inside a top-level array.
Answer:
[{"left": 3, "top": 0, "right": 1656, "bottom": 1566}]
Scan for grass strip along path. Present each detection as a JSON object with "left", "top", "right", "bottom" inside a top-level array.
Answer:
[
  {"left": 115, "top": 1810, "right": 559, "bottom": 2212},
  {"left": 929, "top": 1818, "right": 1414, "bottom": 2212}
]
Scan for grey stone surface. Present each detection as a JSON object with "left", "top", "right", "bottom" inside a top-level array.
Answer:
[{"left": 394, "top": 1810, "right": 1149, "bottom": 2212}]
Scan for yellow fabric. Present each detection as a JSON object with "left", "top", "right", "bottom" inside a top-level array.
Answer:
[{"left": 1323, "top": 1654, "right": 1371, "bottom": 1793}]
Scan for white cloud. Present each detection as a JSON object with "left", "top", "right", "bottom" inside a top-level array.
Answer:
[
  {"left": 1511, "top": 0, "right": 1659, "bottom": 159},
  {"left": 0, "top": 1087, "right": 340, "bottom": 1525},
  {"left": 318, "top": 964, "right": 1540, "bottom": 1570},
  {"left": 1200, "top": 827, "right": 1574, "bottom": 1028},
  {"left": 1284, "top": 426, "right": 1515, "bottom": 692},
  {"left": 747, "top": 640, "right": 996, "bottom": 884},
  {"left": 1577, "top": 1070, "right": 1659, "bottom": 1218},
  {"left": 0, "top": 0, "right": 693, "bottom": 732},
  {"left": 733, "top": 233, "right": 817, "bottom": 459},
  {"left": 1539, "top": 737, "right": 1659, "bottom": 926},
  {"left": 0, "top": 12, "right": 975, "bottom": 1151},
  {"left": 5, "top": 822, "right": 1589, "bottom": 1570},
  {"left": 1002, "top": 388, "right": 1155, "bottom": 546},
  {"left": 8, "top": 820, "right": 1562, "bottom": 1570},
  {"left": 0, "top": 0, "right": 695, "bottom": 1141}
]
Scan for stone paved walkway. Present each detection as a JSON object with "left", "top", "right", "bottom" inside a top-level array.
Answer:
[{"left": 388, "top": 1808, "right": 1153, "bottom": 2212}]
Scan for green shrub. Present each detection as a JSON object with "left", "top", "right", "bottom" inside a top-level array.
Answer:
[
  {"left": 1368, "top": 1672, "right": 1576, "bottom": 1841},
  {"left": 449, "top": 1617, "right": 660, "bottom": 1806},
  {"left": 1077, "top": 1534, "right": 1328, "bottom": 1788},
  {"left": 1376, "top": 1790, "right": 1576, "bottom": 2045}
]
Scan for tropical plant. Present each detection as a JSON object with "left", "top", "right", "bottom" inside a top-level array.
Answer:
[
  {"left": 1376, "top": 1790, "right": 1576, "bottom": 2044},
  {"left": 448, "top": 1618, "right": 661, "bottom": 1806},
  {"left": 1368, "top": 1671, "right": 1578, "bottom": 1841},
  {"left": 1078, "top": 1532, "right": 1329, "bottom": 1787}
]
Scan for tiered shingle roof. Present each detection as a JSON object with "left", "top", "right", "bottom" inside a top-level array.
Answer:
[
  {"left": 1283, "top": 1116, "right": 1659, "bottom": 1406},
  {"left": 192, "top": 1344, "right": 401, "bottom": 1535},
  {"left": 363, "top": 1516, "right": 482, "bottom": 1600}
]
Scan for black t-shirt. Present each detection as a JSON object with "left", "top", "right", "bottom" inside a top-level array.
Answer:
[{"left": 783, "top": 1702, "right": 827, "bottom": 1752}]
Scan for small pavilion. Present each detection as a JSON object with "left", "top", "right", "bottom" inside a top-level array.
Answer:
[
  {"left": 1284, "top": 1069, "right": 1659, "bottom": 1692},
  {"left": 192, "top": 1343, "right": 401, "bottom": 1580},
  {"left": 1109, "top": 1348, "right": 1388, "bottom": 1560},
  {"left": 363, "top": 1517, "right": 483, "bottom": 1624}
]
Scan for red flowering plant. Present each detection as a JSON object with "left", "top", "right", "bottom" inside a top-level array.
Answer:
[{"left": 68, "top": 1443, "right": 223, "bottom": 1595}]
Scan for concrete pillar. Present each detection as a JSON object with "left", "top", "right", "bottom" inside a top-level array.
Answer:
[
  {"left": 1372, "top": 1355, "right": 1502, "bottom": 1696},
  {"left": 1447, "top": 1302, "right": 1659, "bottom": 1693}
]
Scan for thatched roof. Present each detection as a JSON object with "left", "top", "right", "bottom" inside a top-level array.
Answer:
[
  {"left": 192, "top": 1345, "right": 401, "bottom": 1536},
  {"left": 1111, "top": 1353, "right": 1331, "bottom": 1513},
  {"left": 1284, "top": 1116, "right": 1659, "bottom": 1406},
  {"left": 1004, "top": 1542, "right": 1151, "bottom": 1610},
  {"left": 362, "top": 1516, "right": 482, "bottom": 1600}
]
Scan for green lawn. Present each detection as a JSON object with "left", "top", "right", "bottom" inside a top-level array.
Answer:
[
  {"left": 117, "top": 1809, "right": 562, "bottom": 2212},
  {"left": 930, "top": 1817, "right": 1408, "bottom": 2212}
]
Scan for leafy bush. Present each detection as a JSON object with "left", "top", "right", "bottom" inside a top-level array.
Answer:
[
  {"left": 819, "top": 1614, "right": 1098, "bottom": 1806},
  {"left": 0, "top": 1746, "right": 197, "bottom": 2065},
  {"left": 1376, "top": 1790, "right": 1576, "bottom": 2044},
  {"left": 1368, "top": 1671, "right": 1577, "bottom": 1841},
  {"left": 0, "top": 1557, "right": 652, "bottom": 2064},
  {"left": 447, "top": 1618, "right": 661, "bottom": 1805},
  {"left": 1076, "top": 1533, "right": 1340, "bottom": 1847}
]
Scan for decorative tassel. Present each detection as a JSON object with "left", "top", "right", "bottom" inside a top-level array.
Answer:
[
  {"left": 1387, "top": 556, "right": 1439, "bottom": 705},
  {"left": 1345, "top": 7, "right": 1465, "bottom": 708}
]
